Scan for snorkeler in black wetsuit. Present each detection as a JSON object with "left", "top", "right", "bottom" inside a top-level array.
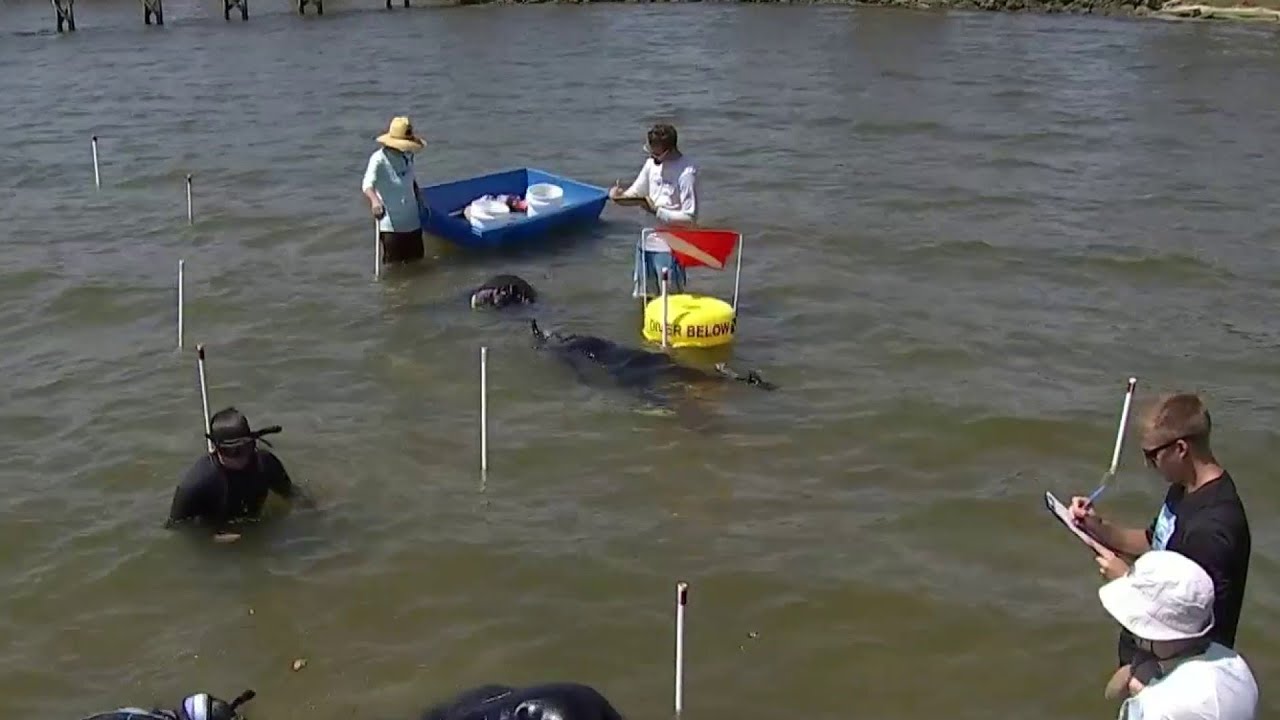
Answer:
[{"left": 165, "top": 407, "right": 313, "bottom": 541}]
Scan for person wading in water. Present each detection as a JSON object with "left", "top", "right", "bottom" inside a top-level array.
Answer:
[
  {"left": 609, "top": 123, "right": 700, "bottom": 305},
  {"left": 362, "top": 115, "right": 428, "bottom": 265},
  {"left": 165, "top": 408, "right": 313, "bottom": 542}
]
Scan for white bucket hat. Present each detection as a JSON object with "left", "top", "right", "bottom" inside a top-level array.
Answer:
[{"left": 1098, "top": 550, "right": 1215, "bottom": 642}]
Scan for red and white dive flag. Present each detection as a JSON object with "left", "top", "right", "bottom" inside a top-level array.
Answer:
[{"left": 651, "top": 228, "right": 740, "bottom": 270}]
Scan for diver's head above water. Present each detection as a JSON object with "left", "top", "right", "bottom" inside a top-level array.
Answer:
[
  {"left": 206, "top": 407, "right": 281, "bottom": 471},
  {"left": 179, "top": 691, "right": 253, "bottom": 720},
  {"left": 418, "top": 682, "right": 622, "bottom": 720},
  {"left": 471, "top": 274, "right": 537, "bottom": 309},
  {"left": 80, "top": 690, "right": 255, "bottom": 720}
]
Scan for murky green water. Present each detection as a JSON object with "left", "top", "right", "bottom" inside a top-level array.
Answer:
[{"left": 1, "top": 2, "right": 1277, "bottom": 718}]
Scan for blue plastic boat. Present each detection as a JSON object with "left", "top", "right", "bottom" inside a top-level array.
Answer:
[{"left": 418, "top": 167, "right": 608, "bottom": 250}]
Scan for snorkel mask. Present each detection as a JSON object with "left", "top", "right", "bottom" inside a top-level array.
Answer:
[
  {"left": 205, "top": 408, "right": 283, "bottom": 459},
  {"left": 180, "top": 690, "right": 255, "bottom": 720}
]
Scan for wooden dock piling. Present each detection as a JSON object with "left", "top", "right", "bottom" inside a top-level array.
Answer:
[
  {"left": 48, "top": 0, "right": 421, "bottom": 30},
  {"left": 224, "top": 0, "right": 248, "bottom": 20},
  {"left": 142, "top": 0, "right": 164, "bottom": 25},
  {"left": 52, "top": 0, "right": 76, "bottom": 31}
]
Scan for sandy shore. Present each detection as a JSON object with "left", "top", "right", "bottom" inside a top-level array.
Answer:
[
  {"left": 1150, "top": 0, "right": 1280, "bottom": 19},
  {"left": 474, "top": 0, "right": 1280, "bottom": 22}
]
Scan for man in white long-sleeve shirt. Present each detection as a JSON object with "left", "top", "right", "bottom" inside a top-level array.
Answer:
[{"left": 609, "top": 124, "right": 699, "bottom": 300}]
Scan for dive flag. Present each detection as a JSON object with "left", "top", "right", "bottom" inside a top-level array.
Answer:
[{"left": 651, "top": 228, "right": 740, "bottom": 270}]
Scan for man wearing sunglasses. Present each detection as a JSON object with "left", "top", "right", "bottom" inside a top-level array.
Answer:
[
  {"left": 165, "top": 407, "right": 313, "bottom": 542},
  {"left": 608, "top": 124, "right": 699, "bottom": 302},
  {"left": 1069, "top": 393, "right": 1252, "bottom": 669}
]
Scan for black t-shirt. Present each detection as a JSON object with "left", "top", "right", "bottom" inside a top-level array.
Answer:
[
  {"left": 1117, "top": 472, "right": 1251, "bottom": 665},
  {"left": 166, "top": 450, "right": 296, "bottom": 531}
]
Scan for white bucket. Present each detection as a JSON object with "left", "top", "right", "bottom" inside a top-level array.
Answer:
[
  {"left": 526, "top": 183, "right": 564, "bottom": 218},
  {"left": 466, "top": 198, "right": 511, "bottom": 231}
]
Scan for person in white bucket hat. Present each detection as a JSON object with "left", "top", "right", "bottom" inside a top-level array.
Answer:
[{"left": 1098, "top": 550, "right": 1258, "bottom": 719}]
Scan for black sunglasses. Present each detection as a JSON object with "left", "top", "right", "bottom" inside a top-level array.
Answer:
[{"left": 1142, "top": 437, "right": 1185, "bottom": 465}]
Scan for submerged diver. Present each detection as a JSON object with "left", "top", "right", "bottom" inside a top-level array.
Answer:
[
  {"left": 165, "top": 407, "right": 312, "bottom": 542},
  {"left": 80, "top": 689, "right": 255, "bottom": 720},
  {"left": 530, "top": 319, "right": 776, "bottom": 391},
  {"left": 419, "top": 682, "right": 624, "bottom": 720}
]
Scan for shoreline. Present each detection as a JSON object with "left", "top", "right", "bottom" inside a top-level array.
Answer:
[{"left": 460, "top": 0, "right": 1280, "bottom": 23}]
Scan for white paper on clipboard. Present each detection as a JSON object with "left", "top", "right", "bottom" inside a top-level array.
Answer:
[{"left": 1043, "top": 491, "right": 1109, "bottom": 555}]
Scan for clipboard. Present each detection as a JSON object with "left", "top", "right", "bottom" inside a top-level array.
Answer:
[{"left": 1043, "top": 491, "right": 1110, "bottom": 555}]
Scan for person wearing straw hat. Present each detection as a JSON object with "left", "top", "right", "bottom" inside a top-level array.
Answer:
[
  {"left": 165, "top": 407, "right": 312, "bottom": 542},
  {"left": 1070, "top": 393, "right": 1252, "bottom": 668},
  {"left": 1097, "top": 550, "right": 1257, "bottom": 718},
  {"left": 362, "top": 116, "right": 428, "bottom": 265},
  {"left": 608, "top": 123, "right": 699, "bottom": 302}
]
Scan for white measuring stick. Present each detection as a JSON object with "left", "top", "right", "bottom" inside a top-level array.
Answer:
[
  {"left": 675, "top": 581, "right": 687, "bottom": 715},
  {"left": 374, "top": 220, "right": 381, "bottom": 280},
  {"left": 1089, "top": 376, "right": 1138, "bottom": 504},
  {"left": 196, "top": 344, "right": 214, "bottom": 454},
  {"left": 186, "top": 174, "right": 193, "bottom": 224}
]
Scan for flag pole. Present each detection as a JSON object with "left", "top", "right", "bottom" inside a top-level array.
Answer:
[
  {"left": 732, "top": 233, "right": 743, "bottom": 312},
  {"left": 661, "top": 268, "right": 669, "bottom": 349},
  {"left": 638, "top": 229, "right": 648, "bottom": 305}
]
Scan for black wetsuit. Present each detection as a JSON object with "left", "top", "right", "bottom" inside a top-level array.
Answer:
[
  {"left": 421, "top": 683, "right": 624, "bottom": 720},
  {"left": 82, "top": 710, "right": 176, "bottom": 720},
  {"left": 166, "top": 449, "right": 298, "bottom": 531}
]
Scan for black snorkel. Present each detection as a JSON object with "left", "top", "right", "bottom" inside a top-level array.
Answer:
[
  {"left": 225, "top": 690, "right": 256, "bottom": 716},
  {"left": 177, "top": 689, "right": 256, "bottom": 720}
]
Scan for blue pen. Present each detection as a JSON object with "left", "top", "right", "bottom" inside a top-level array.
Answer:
[{"left": 1087, "top": 478, "right": 1110, "bottom": 505}]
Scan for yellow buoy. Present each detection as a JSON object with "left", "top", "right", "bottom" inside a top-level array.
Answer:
[{"left": 642, "top": 293, "right": 736, "bottom": 348}]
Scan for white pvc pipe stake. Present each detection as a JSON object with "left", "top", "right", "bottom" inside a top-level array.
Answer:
[
  {"left": 177, "top": 259, "right": 185, "bottom": 349},
  {"left": 675, "top": 581, "right": 687, "bottom": 716},
  {"left": 186, "top": 174, "right": 193, "bottom": 225},
  {"left": 196, "top": 344, "right": 214, "bottom": 454},
  {"left": 91, "top": 136, "right": 100, "bottom": 189},
  {"left": 374, "top": 220, "right": 382, "bottom": 280},
  {"left": 661, "top": 268, "right": 670, "bottom": 349},
  {"left": 480, "top": 346, "right": 488, "bottom": 473}
]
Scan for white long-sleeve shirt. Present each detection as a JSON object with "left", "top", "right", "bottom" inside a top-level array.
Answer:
[{"left": 621, "top": 154, "right": 699, "bottom": 251}]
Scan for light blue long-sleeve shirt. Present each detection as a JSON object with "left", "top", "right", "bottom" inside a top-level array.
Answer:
[{"left": 362, "top": 147, "right": 421, "bottom": 233}]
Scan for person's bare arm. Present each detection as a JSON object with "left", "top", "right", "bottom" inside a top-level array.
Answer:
[{"left": 1070, "top": 497, "right": 1151, "bottom": 557}]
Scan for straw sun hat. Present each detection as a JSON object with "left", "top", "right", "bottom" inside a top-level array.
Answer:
[{"left": 376, "top": 116, "right": 425, "bottom": 153}]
